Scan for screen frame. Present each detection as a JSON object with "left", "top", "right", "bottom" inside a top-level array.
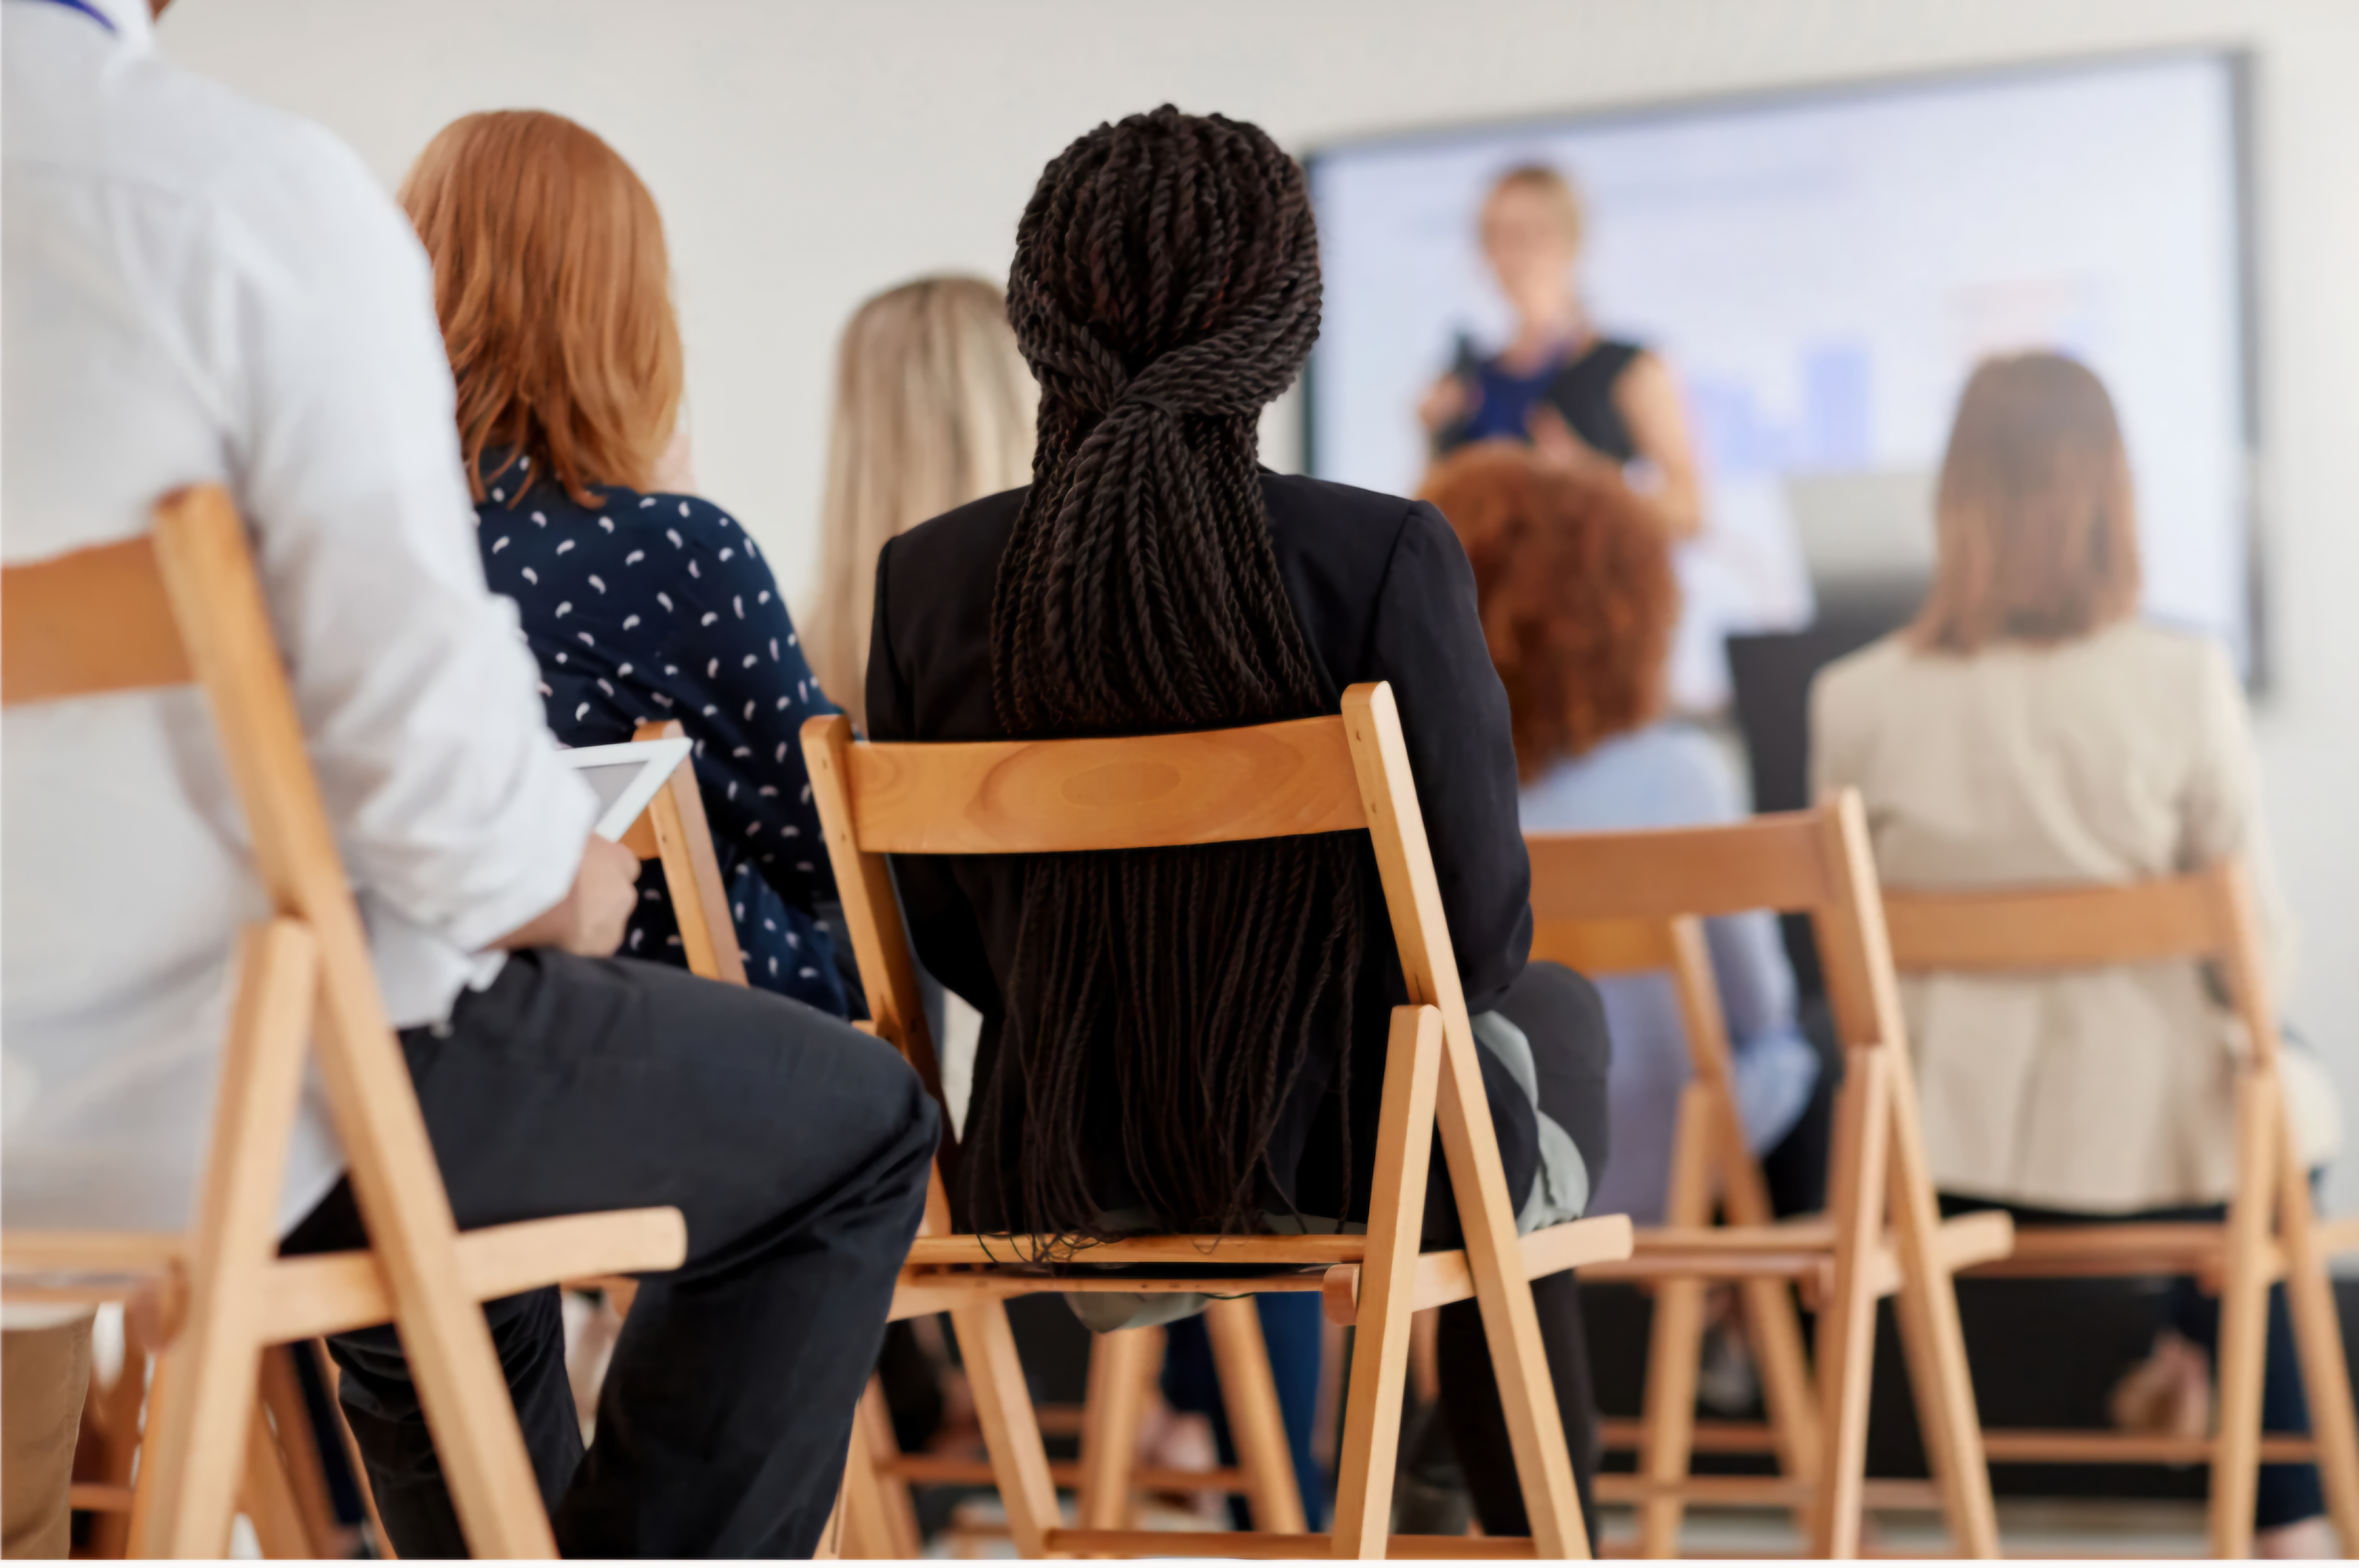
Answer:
[{"left": 1297, "top": 44, "right": 2265, "bottom": 687}]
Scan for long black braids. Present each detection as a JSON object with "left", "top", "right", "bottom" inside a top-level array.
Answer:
[{"left": 980, "top": 106, "right": 1368, "bottom": 1242}]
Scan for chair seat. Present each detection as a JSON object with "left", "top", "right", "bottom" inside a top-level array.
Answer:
[
  {"left": 893, "top": 1215, "right": 1637, "bottom": 1330},
  {"left": 2, "top": 1208, "right": 686, "bottom": 1339}
]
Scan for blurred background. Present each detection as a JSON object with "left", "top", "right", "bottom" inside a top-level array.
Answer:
[{"left": 159, "top": 0, "right": 2359, "bottom": 1219}]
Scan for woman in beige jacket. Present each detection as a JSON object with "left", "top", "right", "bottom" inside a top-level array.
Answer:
[{"left": 1811, "top": 353, "right": 2336, "bottom": 1555}]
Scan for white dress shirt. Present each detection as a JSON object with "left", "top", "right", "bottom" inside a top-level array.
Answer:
[{"left": 2, "top": 0, "right": 597, "bottom": 1246}]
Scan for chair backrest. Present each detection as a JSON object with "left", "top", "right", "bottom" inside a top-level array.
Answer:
[
  {"left": 801, "top": 682, "right": 1469, "bottom": 1186},
  {"left": 5, "top": 489, "right": 387, "bottom": 1023},
  {"left": 1881, "top": 863, "right": 2277, "bottom": 1068},
  {"left": 1523, "top": 793, "right": 1906, "bottom": 1058},
  {"left": 3, "top": 486, "right": 556, "bottom": 1555},
  {"left": 614, "top": 719, "right": 747, "bottom": 986},
  {"left": 1530, "top": 913, "right": 1739, "bottom": 1092}
]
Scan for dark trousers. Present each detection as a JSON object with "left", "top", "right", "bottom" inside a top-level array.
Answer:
[
  {"left": 283, "top": 950, "right": 938, "bottom": 1559},
  {"left": 1940, "top": 1191, "right": 2324, "bottom": 1530},
  {"left": 1417, "top": 960, "right": 1615, "bottom": 1542}
]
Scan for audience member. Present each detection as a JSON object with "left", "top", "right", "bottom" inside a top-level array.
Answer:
[
  {"left": 1422, "top": 441, "right": 1818, "bottom": 1225},
  {"left": 1812, "top": 352, "right": 2339, "bottom": 1558},
  {"left": 402, "top": 110, "right": 849, "bottom": 1010},
  {"left": 3, "top": 5, "right": 932, "bottom": 1553},
  {"left": 806, "top": 275, "right": 1036, "bottom": 735},
  {"left": 867, "top": 105, "right": 1613, "bottom": 1540}
]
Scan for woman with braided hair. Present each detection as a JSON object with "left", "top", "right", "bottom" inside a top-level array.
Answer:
[{"left": 868, "top": 106, "right": 1614, "bottom": 1537}]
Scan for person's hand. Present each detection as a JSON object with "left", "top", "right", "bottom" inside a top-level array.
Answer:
[
  {"left": 1417, "top": 374, "right": 1474, "bottom": 434},
  {"left": 567, "top": 835, "right": 642, "bottom": 956},
  {"left": 1527, "top": 401, "right": 1611, "bottom": 475},
  {"left": 491, "top": 834, "right": 642, "bottom": 957}
]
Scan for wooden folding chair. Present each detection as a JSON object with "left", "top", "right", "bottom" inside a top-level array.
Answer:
[
  {"left": 1528, "top": 911, "right": 1825, "bottom": 1555},
  {"left": 1882, "top": 861, "right": 2359, "bottom": 1558},
  {"left": 614, "top": 717, "right": 748, "bottom": 987},
  {"left": 70, "top": 717, "right": 730, "bottom": 1562},
  {"left": 803, "top": 682, "right": 1635, "bottom": 1559},
  {"left": 840, "top": 1304, "right": 1311, "bottom": 1558},
  {"left": 0, "top": 485, "right": 688, "bottom": 1558},
  {"left": 1528, "top": 795, "right": 2010, "bottom": 1558}
]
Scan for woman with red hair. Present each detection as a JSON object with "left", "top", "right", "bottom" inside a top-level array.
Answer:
[{"left": 1422, "top": 441, "right": 1818, "bottom": 1227}]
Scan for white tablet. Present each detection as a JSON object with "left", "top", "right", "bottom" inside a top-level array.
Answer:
[{"left": 562, "top": 737, "right": 696, "bottom": 842}]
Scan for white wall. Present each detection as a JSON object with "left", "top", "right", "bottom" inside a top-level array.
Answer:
[{"left": 162, "top": 0, "right": 2359, "bottom": 1210}]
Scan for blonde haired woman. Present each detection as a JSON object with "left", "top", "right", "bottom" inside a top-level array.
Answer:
[{"left": 807, "top": 276, "right": 1034, "bottom": 731}]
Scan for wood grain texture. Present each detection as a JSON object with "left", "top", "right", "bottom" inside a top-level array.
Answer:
[
  {"left": 633, "top": 718, "right": 747, "bottom": 986},
  {"left": 802, "top": 715, "right": 949, "bottom": 1121},
  {"left": 838, "top": 713, "right": 1366, "bottom": 855},
  {"left": 1318, "top": 1216, "right": 1636, "bottom": 1326},
  {"left": 0, "top": 534, "right": 191, "bottom": 706},
  {"left": 1346, "top": 684, "right": 1586, "bottom": 1559},
  {"left": 950, "top": 1301, "right": 1061, "bottom": 1559},
  {"left": 259, "top": 1344, "right": 342, "bottom": 1554},
  {"left": 1206, "top": 1298, "right": 1311, "bottom": 1534},
  {"left": 812, "top": 682, "right": 1618, "bottom": 1559},
  {"left": 1827, "top": 798, "right": 2001, "bottom": 1560},
  {"left": 1046, "top": 1528, "right": 1541, "bottom": 1559},
  {"left": 127, "top": 920, "right": 317, "bottom": 1558},
  {"left": 259, "top": 1209, "right": 686, "bottom": 1343},
  {"left": 1329, "top": 1006, "right": 1446, "bottom": 1559},
  {"left": 1882, "top": 874, "right": 2218, "bottom": 973},
  {"left": 1890, "top": 851, "right": 2359, "bottom": 1552},
  {"left": 1075, "top": 1326, "right": 1160, "bottom": 1536},
  {"left": 1808, "top": 1046, "right": 1891, "bottom": 1560},
  {"left": 148, "top": 487, "right": 562, "bottom": 1558},
  {"left": 1524, "top": 813, "right": 1833, "bottom": 923}
]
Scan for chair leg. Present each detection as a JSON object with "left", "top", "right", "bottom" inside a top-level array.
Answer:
[
  {"left": 1714, "top": 1083, "right": 1823, "bottom": 1534},
  {"left": 1808, "top": 1048, "right": 1891, "bottom": 1561},
  {"left": 1076, "top": 1327, "right": 1159, "bottom": 1533},
  {"left": 1636, "top": 1085, "right": 1717, "bottom": 1558},
  {"left": 128, "top": 922, "right": 318, "bottom": 1558},
  {"left": 1206, "top": 1297, "right": 1310, "bottom": 1534},
  {"left": 860, "top": 1375, "right": 925, "bottom": 1558},
  {"left": 950, "top": 1300, "right": 1062, "bottom": 1558},
  {"left": 2265, "top": 1092, "right": 2359, "bottom": 1552},
  {"left": 2211, "top": 1073, "right": 2279, "bottom": 1559},
  {"left": 1880, "top": 1052, "right": 2000, "bottom": 1559},
  {"left": 239, "top": 1399, "right": 316, "bottom": 1559},
  {"left": 837, "top": 1383, "right": 918, "bottom": 1561},
  {"left": 1431, "top": 1009, "right": 1588, "bottom": 1559},
  {"left": 257, "top": 1345, "right": 341, "bottom": 1555},
  {"left": 1331, "top": 1006, "right": 1446, "bottom": 1561},
  {"left": 1741, "top": 1276, "right": 1823, "bottom": 1536}
]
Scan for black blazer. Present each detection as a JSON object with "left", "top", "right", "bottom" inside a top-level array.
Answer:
[{"left": 867, "top": 470, "right": 1535, "bottom": 1227}]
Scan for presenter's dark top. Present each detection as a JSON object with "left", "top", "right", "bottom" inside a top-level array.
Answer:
[
  {"left": 1440, "top": 336, "right": 1643, "bottom": 460},
  {"left": 474, "top": 458, "right": 848, "bottom": 1016},
  {"left": 868, "top": 471, "right": 1535, "bottom": 1229}
]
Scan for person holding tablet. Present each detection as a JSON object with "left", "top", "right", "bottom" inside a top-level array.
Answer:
[
  {"left": 401, "top": 110, "right": 848, "bottom": 1011},
  {"left": 6, "top": 6, "right": 932, "bottom": 1553}
]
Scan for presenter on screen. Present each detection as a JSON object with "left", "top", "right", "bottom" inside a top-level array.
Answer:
[{"left": 1420, "top": 165, "right": 1703, "bottom": 541}]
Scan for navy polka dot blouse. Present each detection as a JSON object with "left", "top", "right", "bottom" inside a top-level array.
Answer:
[{"left": 475, "top": 456, "right": 848, "bottom": 1016}]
